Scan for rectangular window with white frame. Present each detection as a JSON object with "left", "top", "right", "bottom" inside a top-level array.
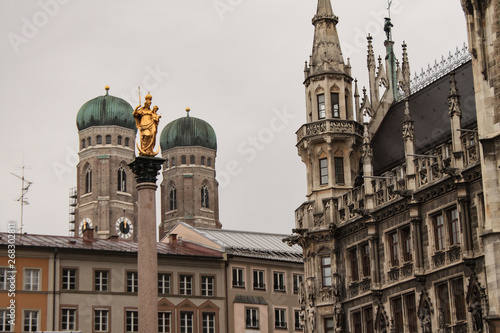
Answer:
[
  {"left": 24, "top": 268, "right": 40, "bottom": 291},
  {"left": 94, "top": 308, "right": 109, "bottom": 332},
  {"left": 23, "top": 310, "right": 39, "bottom": 332},
  {"left": 125, "top": 310, "right": 138, "bottom": 332},
  {"left": 232, "top": 267, "right": 244, "bottom": 288},
  {"left": 275, "top": 308, "right": 287, "bottom": 329},
  {"left": 293, "top": 274, "right": 303, "bottom": 294},
  {"left": 0, "top": 309, "right": 12, "bottom": 332},
  {"left": 202, "top": 312, "right": 215, "bottom": 333},
  {"left": 61, "top": 268, "right": 77, "bottom": 290},
  {"left": 273, "top": 271, "right": 285, "bottom": 292},
  {"left": 201, "top": 275, "right": 214, "bottom": 296},
  {"left": 179, "top": 274, "right": 193, "bottom": 295},
  {"left": 126, "top": 271, "right": 138, "bottom": 293},
  {"left": 94, "top": 270, "right": 109, "bottom": 292},
  {"left": 158, "top": 273, "right": 171, "bottom": 294},
  {"left": 180, "top": 312, "right": 193, "bottom": 333},
  {"left": 253, "top": 269, "right": 265, "bottom": 290},
  {"left": 246, "top": 308, "right": 259, "bottom": 329},
  {"left": 61, "top": 307, "right": 77, "bottom": 331},
  {"left": 158, "top": 311, "right": 171, "bottom": 333}
]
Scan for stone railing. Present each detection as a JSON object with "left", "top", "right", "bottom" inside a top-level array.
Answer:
[{"left": 296, "top": 119, "right": 363, "bottom": 143}]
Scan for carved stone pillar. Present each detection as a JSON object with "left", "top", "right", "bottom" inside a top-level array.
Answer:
[
  {"left": 411, "top": 216, "right": 424, "bottom": 274},
  {"left": 458, "top": 196, "right": 473, "bottom": 258},
  {"left": 369, "top": 234, "right": 380, "bottom": 287}
]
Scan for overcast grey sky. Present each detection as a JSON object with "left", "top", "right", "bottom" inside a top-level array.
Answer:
[{"left": 0, "top": 0, "right": 467, "bottom": 236}]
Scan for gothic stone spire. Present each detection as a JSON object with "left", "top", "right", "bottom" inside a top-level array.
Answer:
[{"left": 308, "top": 0, "right": 346, "bottom": 77}]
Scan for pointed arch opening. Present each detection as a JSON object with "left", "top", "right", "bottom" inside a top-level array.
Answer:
[
  {"left": 85, "top": 166, "right": 92, "bottom": 193},
  {"left": 201, "top": 183, "right": 209, "bottom": 208},
  {"left": 169, "top": 184, "right": 177, "bottom": 211},
  {"left": 117, "top": 165, "right": 127, "bottom": 192}
]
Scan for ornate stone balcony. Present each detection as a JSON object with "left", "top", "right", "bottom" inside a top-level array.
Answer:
[
  {"left": 432, "top": 251, "right": 446, "bottom": 268},
  {"left": 447, "top": 246, "right": 462, "bottom": 263},
  {"left": 296, "top": 119, "right": 363, "bottom": 144}
]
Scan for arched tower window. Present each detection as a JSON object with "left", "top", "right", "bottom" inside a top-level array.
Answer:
[
  {"left": 171, "top": 157, "right": 176, "bottom": 166},
  {"left": 201, "top": 184, "right": 209, "bottom": 208},
  {"left": 190, "top": 155, "right": 195, "bottom": 164},
  {"left": 85, "top": 167, "right": 92, "bottom": 193},
  {"left": 165, "top": 159, "right": 169, "bottom": 168},
  {"left": 87, "top": 137, "right": 92, "bottom": 146},
  {"left": 207, "top": 158, "right": 212, "bottom": 167},
  {"left": 201, "top": 156, "right": 205, "bottom": 165},
  {"left": 117, "top": 166, "right": 126, "bottom": 192},
  {"left": 117, "top": 136, "right": 122, "bottom": 145},
  {"left": 105, "top": 135, "right": 111, "bottom": 144},
  {"left": 169, "top": 185, "right": 177, "bottom": 211},
  {"left": 81, "top": 139, "right": 86, "bottom": 149},
  {"left": 96, "top": 135, "right": 102, "bottom": 144},
  {"left": 181, "top": 156, "right": 187, "bottom": 164},
  {"left": 125, "top": 137, "right": 130, "bottom": 147}
]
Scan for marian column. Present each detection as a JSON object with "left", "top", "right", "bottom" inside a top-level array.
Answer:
[{"left": 129, "top": 92, "right": 164, "bottom": 332}]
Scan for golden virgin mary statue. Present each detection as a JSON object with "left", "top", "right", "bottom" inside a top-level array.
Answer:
[{"left": 133, "top": 92, "right": 161, "bottom": 156}]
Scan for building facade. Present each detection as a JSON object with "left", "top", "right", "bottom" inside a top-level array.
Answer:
[
  {"left": 0, "top": 227, "right": 303, "bottom": 332},
  {"left": 285, "top": 0, "right": 495, "bottom": 332},
  {"left": 166, "top": 223, "right": 304, "bottom": 333}
]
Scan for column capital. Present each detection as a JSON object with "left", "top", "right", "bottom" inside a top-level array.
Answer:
[{"left": 129, "top": 156, "right": 165, "bottom": 184}]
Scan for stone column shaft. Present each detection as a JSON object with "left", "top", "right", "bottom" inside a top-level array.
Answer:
[
  {"left": 129, "top": 156, "right": 164, "bottom": 332},
  {"left": 137, "top": 182, "right": 158, "bottom": 332}
]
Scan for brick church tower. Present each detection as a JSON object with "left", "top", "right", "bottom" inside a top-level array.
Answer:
[
  {"left": 158, "top": 108, "right": 221, "bottom": 240},
  {"left": 74, "top": 86, "right": 138, "bottom": 240}
]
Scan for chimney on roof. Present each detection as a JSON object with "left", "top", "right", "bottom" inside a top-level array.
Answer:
[
  {"left": 83, "top": 227, "right": 94, "bottom": 241},
  {"left": 170, "top": 233, "right": 177, "bottom": 245}
]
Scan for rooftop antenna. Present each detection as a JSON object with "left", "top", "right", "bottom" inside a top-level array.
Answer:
[{"left": 11, "top": 156, "right": 33, "bottom": 234}]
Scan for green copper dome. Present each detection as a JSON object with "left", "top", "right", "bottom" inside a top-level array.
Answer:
[
  {"left": 76, "top": 88, "right": 135, "bottom": 131},
  {"left": 160, "top": 113, "right": 217, "bottom": 151}
]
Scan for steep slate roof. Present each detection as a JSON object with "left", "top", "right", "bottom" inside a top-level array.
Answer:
[
  {"left": 193, "top": 227, "right": 303, "bottom": 263},
  {"left": 0, "top": 233, "right": 223, "bottom": 258},
  {"left": 371, "top": 60, "right": 477, "bottom": 174}
]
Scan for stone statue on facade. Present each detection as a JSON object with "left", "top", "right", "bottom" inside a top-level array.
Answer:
[
  {"left": 334, "top": 305, "right": 343, "bottom": 332},
  {"left": 133, "top": 91, "right": 161, "bottom": 156},
  {"left": 300, "top": 308, "right": 306, "bottom": 331},
  {"left": 298, "top": 282, "right": 306, "bottom": 305},
  {"left": 308, "top": 306, "right": 316, "bottom": 332}
]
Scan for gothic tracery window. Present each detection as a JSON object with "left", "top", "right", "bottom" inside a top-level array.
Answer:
[
  {"left": 201, "top": 184, "right": 209, "bottom": 208},
  {"left": 85, "top": 167, "right": 92, "bottom": 193},
  {"left": 169, "top": 185, "right": 177, "bottom": 211},
  {"left": 118, "top": 166, "right": 126, "bottom": 192}
]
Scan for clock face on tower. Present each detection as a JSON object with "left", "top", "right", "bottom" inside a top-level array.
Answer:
[
  {"left": 115, "top": 217, "right": 133, "bottom": 239},
  {"left": 78, "top": 218, "right": 92, "bottom": 237}
]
